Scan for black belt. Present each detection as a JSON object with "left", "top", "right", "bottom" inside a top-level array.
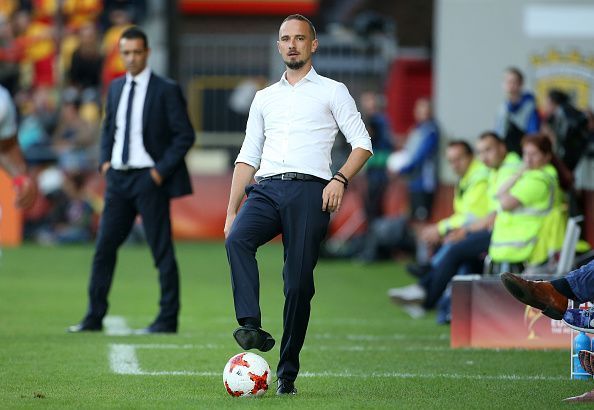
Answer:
[
  {"left": 113, "top": 167, "right": 150, "bottom": 173},
  {"left": 258, "top": 172, "right": 328, "bottom": 184}
]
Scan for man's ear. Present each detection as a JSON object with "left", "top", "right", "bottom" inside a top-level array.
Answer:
[{"left": 311, "top": 38, "right": 318, "bottom": 53}]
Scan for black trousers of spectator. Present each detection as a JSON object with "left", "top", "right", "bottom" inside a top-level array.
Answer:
[
  {"left": 225, "top": 179, "right": 330, "bottom": 382},
  {"left": 84, "top": 168, "right": 180, "bottom": 327},
  {"left": 420, "top": 230, "right": 491, "bottom": 309}
]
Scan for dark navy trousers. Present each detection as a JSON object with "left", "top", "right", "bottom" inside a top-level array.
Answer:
[
  {"left": 84, "top": 168, "right": 180, "bottom": 327},
  {"left": 225, "top": 179, "right": 330, "bottom": 381}
]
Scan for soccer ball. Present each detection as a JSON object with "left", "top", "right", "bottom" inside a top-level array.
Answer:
[{"left": 223, "top": 352, "right": 271, "bottom": 397}]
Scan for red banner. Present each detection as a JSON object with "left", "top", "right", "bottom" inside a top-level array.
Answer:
[
  {"left": 451, "top": 276, "right": 571, "bottom": 349},
  {"left": 179, "top": 0, "right": 319, "bottom": 15}
]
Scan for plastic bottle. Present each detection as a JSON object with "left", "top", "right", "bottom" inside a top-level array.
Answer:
[{"left": 572, "top": 332, "right": 591, "bottom": 380}]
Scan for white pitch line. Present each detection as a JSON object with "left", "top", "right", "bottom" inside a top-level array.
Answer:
[
  {"left": 104, "top": 316, "right": 133, "bottom": 336},
  {"left": 107, "top": 343, "right": 566, "bottom": 381}
]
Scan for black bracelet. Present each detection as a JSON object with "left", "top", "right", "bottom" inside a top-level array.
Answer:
[
  {"left": 335, "top": 171, "right": 349, "bottom": 183},
  {"left": 331, "top": 177, "right": 348, "bottom": 189}
]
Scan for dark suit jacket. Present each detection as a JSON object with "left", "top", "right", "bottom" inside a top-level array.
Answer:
[{"left": 100, "top": 72, "right": 195, "bottom": 198}]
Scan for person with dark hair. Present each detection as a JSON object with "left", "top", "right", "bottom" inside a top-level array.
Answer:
[
  {"left": 68, "top": 27, "right": 195, "bottom": 334},
  {"left": 495, "top": 67, "right": 540, "bottom": 155},
  {"left": 543, "top": 88, "right": 588, "bottom": 172},
  {"left": 224, "top": 14, "right": 372, "bottom": 395},
  {"left": 388, "top": 140, "right": 490, "bottom": 317},
  {"left": 488, "top": 134, "right": 564, "bottom": 272}
]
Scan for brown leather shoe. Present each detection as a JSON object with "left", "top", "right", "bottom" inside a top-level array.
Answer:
[
  {"left": 563, "top": 390, "right": 594, "bottom": 403},
  {"left": 500, "top": 272, "right": 568, "bottom": 320}
]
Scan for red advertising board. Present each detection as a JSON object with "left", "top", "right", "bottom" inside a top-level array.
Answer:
[
  {"left": 451, "top": 276, "right": 571, "bottom": 349},
  {"left": 179, "top": 0, "right": 319, "bottom": 15}
]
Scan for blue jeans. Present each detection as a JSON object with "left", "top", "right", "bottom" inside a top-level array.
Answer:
[{"left": 566, "top": 259, "right": 594, "bottom": 303}]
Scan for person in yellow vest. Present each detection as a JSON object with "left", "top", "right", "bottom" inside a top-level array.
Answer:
[
  {"left": 488, "top": 134, "right": 565, "bottom": 273},
  {"left": 388, "top": 140, "right": 489, "bottom": 317}
]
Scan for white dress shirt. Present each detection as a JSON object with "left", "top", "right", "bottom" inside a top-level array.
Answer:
[
  {"left": 0, "top": 85, "right": 17, "bottom": 140},
  {"left": 236, "top": 67, "right": 372, "bottom": 181},
  {"left": 111, "top": 66, "right": 155, "bottom": 169}
]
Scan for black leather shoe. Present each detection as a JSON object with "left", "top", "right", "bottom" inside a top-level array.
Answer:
[
  {"left": 233, "top": 325, "right": 275, "bottom": 352},
  {"left": 134, "top": 322, "right": 177, "bottom": 334},
  {"left": 276, "top": 379, "right": 297, "bottom": 395},
  {"left": 67, "top": 322, "right": 102, "bottom": 333}
]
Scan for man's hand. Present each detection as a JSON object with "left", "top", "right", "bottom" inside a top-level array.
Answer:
[
  {"left": 322, "top": 179, "right": 345, "bottom": 212},
  {"left": 13, "top": 175, "right": 37, "bottom": 209},
  {"left": 150, "top": 168, "right": 163, "bottom": 186},
  {"left": 419, "top": 224, "right": 441, "bottom": 245},
  {"left": 100, "top": 161, "right": 111, "bottom": 176},
  {"left": 224, "top": 212, "right": 236, "bottom": 239}
]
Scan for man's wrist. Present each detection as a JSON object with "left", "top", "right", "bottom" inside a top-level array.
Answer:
[{"left": 12, "top": 174, "right": 29, "bottom": 187}]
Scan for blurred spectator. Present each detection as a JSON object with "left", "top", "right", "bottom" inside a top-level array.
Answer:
[
  {"left": 52, "top": 88, "right": 98, "bottom": 172},
  {"left": 62, "top": 0, "right": 103, "bottom": 32},
  {"left": 68, "top": 21, "right": 103, "bottom": 90},
  {"left": 36, "top": 171, "right": 95, "bottom": 245},
  {"left": 488, "top": 134, "right": 565, "bottom": 273},
  {"left": 0, "top": 14, "right": 20, "bottom": 94},
  {"left": 360, "top": 91, "right": 393, "bottom": 225},
  {"left": 542, "top": 89, "right": 588, "bottom": 172},
  {"left": 13, "top": 9, "right": 57, "bottom": 88},
  {"left": 101, "top": 7, "right": 133, "bottom": 87},
  {"left": 388, "top": 98, "right": 439, "bottom": 221},
  {"left": 495, "top": 67, "right": 540, "bottom": 156}
]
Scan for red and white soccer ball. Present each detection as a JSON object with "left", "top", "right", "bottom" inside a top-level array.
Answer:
[{"left": 223, "top": 352, "right": 271, "bottom": 397}]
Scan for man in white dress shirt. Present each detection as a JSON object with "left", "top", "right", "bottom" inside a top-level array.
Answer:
[{"left": 224, "top": 14, "right": 373, "bottom": 395}]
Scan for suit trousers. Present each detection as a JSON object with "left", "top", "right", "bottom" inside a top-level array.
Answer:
[
  {"left": 225, "top": 179, "right": 330, "bottom": 382},
  {"left": 84, "top": 168, "right": 180, "bottom": 326}
]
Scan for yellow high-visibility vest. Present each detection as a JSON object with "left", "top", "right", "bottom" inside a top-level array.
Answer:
[
  {"left": 437, "top": 159, "right": 490, "bottom": 235},
  {"left": 489, "top": 164, "right": 558, "bottom": 263}
]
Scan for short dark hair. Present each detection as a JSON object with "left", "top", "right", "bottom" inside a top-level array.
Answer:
[
  {"left": 447, "top": 140, "right": 473, "bottom": 156},
  {"left": 548, "top": 89, "right": 569, "bottom": 106},
  {"left": 282, "top": 14, "right": 316, "bottom": 39},
  {"left": 120, "top": 26, "right": 149, "bottom": 49},
  {"left": 478, "top": 131, "right": 504, "bottom": 144},
  {"left": 506, "top": 67, "right": 524, "bottom": 85}
]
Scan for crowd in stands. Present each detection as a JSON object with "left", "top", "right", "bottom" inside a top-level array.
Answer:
[
  {"left": 347, "top": 67, "right": 594, "bottom": 325},
  {"left": 0, "top": 0, "right": 145, "bottom": 244}
]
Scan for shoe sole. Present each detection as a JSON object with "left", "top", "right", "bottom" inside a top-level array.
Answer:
[
  {"left": 233, "top": 328, "right": 275, "bottom": 352},
  {"left": 500, "top": 273, "right": 564, "bottom": 320}
]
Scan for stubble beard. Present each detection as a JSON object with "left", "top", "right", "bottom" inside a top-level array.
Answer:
[{"left": 285, "top": 58, "right": 307, "bottom": 70}]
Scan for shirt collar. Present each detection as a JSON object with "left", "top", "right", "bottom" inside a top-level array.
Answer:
[
  {"left": 126, "top": 66, "right": 151, "bottom": 87},
  {"left": 279, "top": 66, "right": 320, "bottom": 86}
]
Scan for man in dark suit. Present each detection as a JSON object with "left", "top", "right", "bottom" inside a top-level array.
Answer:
[{"left": 68, "top": 27, "right": 195, "bottom": 334}]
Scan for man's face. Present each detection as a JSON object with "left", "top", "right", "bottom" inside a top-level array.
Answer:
[
  {"left": 503, "top": 71, "right": 521, "bottom": 99},
  {"left": 477, "top": 137, "right": 506, "bottom": 169},
  {"left": 446, "top": 145, "right": 472, "bottom": 177},
  {"left": 277, "top": 19, "right": 318, "bottom": 70},
  {"left": 119, "top": 37, "right": 149, "bottom": 76}
]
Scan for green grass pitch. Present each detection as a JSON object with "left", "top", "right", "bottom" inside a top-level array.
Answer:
[{"left": 0, "top": 242, "right": 591, "bottom": 408}]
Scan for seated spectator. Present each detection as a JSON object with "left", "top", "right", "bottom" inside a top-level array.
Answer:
[
  {"left": 360, "top": 91, "right": 393, "bottom": 225},
  {"left": 68, "top": 21, "right": 103, "bottom": 91},
  {"left": 495, "top": 67, "right": 540, "bottom": 156},
  {"left": 51, "top": 88, "right": 99, "bottom": 172},
  {"left": 388, "top": 132, "right": 521, "bottom": 319},
  {"left": 488, "top": 134, "right": 566, "bottom": 272},
  {"left": 353, "top": 99, "right": 438, "bottom": 263}
]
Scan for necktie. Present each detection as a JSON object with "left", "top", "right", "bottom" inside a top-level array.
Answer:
[{"left": 121, "top": 80, "right": 136, "bottom": 165}]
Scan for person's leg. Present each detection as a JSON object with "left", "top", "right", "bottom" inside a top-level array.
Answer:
[
  {"left": 134, "top": 171, "right": 179, "bottom": 327},
  {"left": 225, "top": 183, "right": 282, "bottom": 326},
  {"left": 422, "top": 230, "right": 491, "bottom": 310},
  {"left": 84, "top": 172, "right": 136, "bottom": 325},
  {"left": 277, "top": 180, "right": 330, "bottom": 382},
  {"left": 560, "top": 259, "right": 594, "bottom": 304}
]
